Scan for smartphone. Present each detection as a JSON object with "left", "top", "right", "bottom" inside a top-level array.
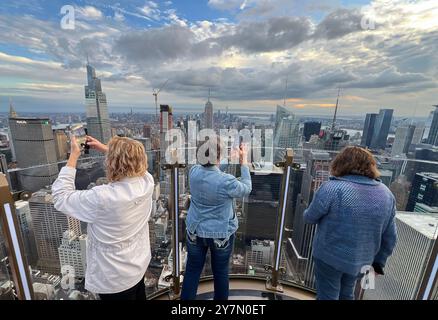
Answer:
[{"left": 70, "top": 124, "right": 88, "bottom": 153}]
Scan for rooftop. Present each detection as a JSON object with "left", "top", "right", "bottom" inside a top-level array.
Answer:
[{"left": 396, "top": 212, "right": 438, "bottom": 239}]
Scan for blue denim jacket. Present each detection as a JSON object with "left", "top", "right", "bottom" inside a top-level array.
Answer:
[
  {"left": 186, "top": 164, "right": 252, "bottom": 239},
  {"left": 304, "top": 175, "right": 397, "bottom": 276}
]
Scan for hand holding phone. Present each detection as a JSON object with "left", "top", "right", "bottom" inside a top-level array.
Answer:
[
  {"left": 85, "top": 136, "right": 109, "bottom": 153},
  {"left": 69, "top": 135, "right": 82, "bottom": 159}
]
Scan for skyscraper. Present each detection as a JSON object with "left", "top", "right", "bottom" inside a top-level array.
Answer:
[
  {"left": 406, "top": 172, "right": 438, "bottom": 212},
  {"left": 361, "top": 113, "right": 377, "bottom": 147},
  {"left": 243, "top": 166, "right": 283, "bottom": 243},
  {"left": 426, "top": 106, "right": 438, "bottom": 146},
  {"left": 303, "top": 122, "right": 321, "bottom": 142},
  {"left": 370, "top": 109, "right": 394, "bottom": 150},
  {"left": 411, "top": 124, "right": 425, "bottom": 146},
  {"left": 391, "top": 125, "right": 415, "bottom": 157},
  {"left": 15, "top": 200, "right": 38, "bottom": 265},
  {"left": 53, "top": 129, "right": 69, "bottom": 161},
  {"left": 29, "top": 189, "right": 81, "bottom": 274},
  {"left": 204, "top": 90, "right": 213, "bottom": 129},
  {"left": 8, "top": 113, "right": 59, "bottom": 191},
  {"left": 85, "top": 63, "right": 111, "bottom": 147},
  {"left": 160, "top": 104, "right": 173, "bottom": 134},
  {"left": 246, "top": 240, "right": 286, "bottom": 272},
  {"left": 290, "top": 151, "right": 331, "bottom": 289},
  {"left": 58, "top": 230, "right": 87, "bottom": 279},
  {"left": 390, "top": 175, "right": 411, "bottom": 210},
  {"left": 273, "top": 105, "right": 300, "bottom": 161},
  {"left": 143, "top": 124, "right": 152, "bottom": 138},
  {"left": 363, "top": 212, "right": 438, "bottom": 300}
]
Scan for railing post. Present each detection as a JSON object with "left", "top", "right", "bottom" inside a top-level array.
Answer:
[
  {"left": 162, "top": 156, "right": 186, "bottom": 299},
  {"left": 416, "top": 236, "right": 438, "bottom": 300},
  {"left": 0, "top": 174, "right": 34, "bottom": 300},
  {"left": 266, "top": 148, "right": 298, "bottom": 292}
]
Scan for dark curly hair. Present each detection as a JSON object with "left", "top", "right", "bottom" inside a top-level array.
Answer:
[{"left": 330, "top": 146, "right": 380, "bottom": 179}]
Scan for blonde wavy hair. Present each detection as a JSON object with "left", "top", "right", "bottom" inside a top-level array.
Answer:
[{"left": 105, "top": 136, "right": 148, "bottom": 182}]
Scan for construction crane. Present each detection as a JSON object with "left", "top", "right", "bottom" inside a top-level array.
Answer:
[{"left": 152, "top": 79, "right": 169, "bottom": 121}]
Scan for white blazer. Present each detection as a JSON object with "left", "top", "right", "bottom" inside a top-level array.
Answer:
[{"left": 52, "top": 166, "right": 154, "bottom": 294}]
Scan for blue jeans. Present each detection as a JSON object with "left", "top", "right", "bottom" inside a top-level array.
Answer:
[
  {"left": 314, "top": 258, "right": 358, "bottom": 300},
  {"left": 181, "top": 233, "right": 235, "bottom": 300}
]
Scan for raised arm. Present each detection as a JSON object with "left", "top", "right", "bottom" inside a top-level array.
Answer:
[
  {"left": 52, "top": 167, "right": 102, "bottom": 223},
  {"left": 51, "top": 135, "right": 105, "bottom": 223},
  {"left": 225, "top": 165, "right": 252, "bottom": 198}
]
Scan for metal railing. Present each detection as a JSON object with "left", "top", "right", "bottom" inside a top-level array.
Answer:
[
  {"left": 161, "top": 156, "right": 186, "bottom": 298},
  {"left": 0, "top": 174, "right": 34, "bottom": 300},
  {"left": 1, "top": 149, "right": 438, "bottom": 300}
]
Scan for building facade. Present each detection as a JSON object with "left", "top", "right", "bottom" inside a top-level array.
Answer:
[
  {"left": 370, "top": 109, "right": 394, "bottom": 150},
  {"left": 426, "top": 106, "right": 438, "bottom": 146},
  {"left": 29, "top": 189, "right": 81, "bottom": 274},
  {"left": 85, "top": 63, "right": 111, "bottom": 147},
  {"left": 363, "top": 212, "right": 438, "bottom": 300},
  {"left": 8, "top": 115, "right": 59, "bottom": 191},
  {"left": 406, "top": 172, "right": 438, "bottom": 212},
  {"left": 391, "top": 125, "right": 415, "bottom": 157},
  {"left": 361, "top": 113, "right": 377, "bottom": 147},
  {"left": 303, "top": 121, "right": 321, "bottom": 142},
  {"left": 58, "top": 230, "right": 87, "bottom": 279}
]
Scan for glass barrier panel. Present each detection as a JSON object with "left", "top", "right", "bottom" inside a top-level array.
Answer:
[
  {"left": 282, "top": 152, "right": 438, "bottom": 299},
  {"left": 3, "top": 142, "right": 438, "bottom": 300},
  {"left": 8, "top": 150, "right": 163, "bottom": 300},
  {"left": 0, "top": 222, "right": 16, "bottom": 300}
]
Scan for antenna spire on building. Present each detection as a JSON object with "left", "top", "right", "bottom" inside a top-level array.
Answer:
[
  {"left": 331, "top": 88, "right": 341, "bottom": 132},
  {"left": 208, "top": 88, "right": 211, "bottom": 102},
  {"left": 9, "top": 97, "right": 17, "bottom": 118}
]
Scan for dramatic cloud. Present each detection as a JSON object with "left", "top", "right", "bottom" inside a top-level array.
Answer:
[
  {"left": 114, "top": 25, "right": 196, "bottom": 63},
  {"left": 113, "top": 12, "right": 364, "bottom": 63},
  {"left": 313, "top": 8, "right": 363, "bottom": 39},
  {"left": 1, "top": 0, "right": 438, "bottom": 116}
]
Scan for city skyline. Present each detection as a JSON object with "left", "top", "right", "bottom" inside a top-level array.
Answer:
[
  {"left": 0, "top": 0, "right": 438, "bottom": 302},
  {"left": 0, "top": 0, "right": 437, "bottom": 116}
]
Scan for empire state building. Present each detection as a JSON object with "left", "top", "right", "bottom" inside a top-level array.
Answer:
[{"left": 204, "top": 89, "right": 213, "bottom": 129}]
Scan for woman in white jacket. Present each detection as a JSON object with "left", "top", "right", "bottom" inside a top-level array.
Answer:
[{"left": 52, "top": 135, "right": 154, "bottom": 300}]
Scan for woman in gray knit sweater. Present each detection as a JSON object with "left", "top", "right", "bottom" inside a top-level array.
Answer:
[{"left": 304, "top": 146, "right": 397, "bottom": 300}]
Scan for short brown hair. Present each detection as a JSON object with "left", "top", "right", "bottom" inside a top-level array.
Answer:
[
  {"left": 330, "top": 146, "right": 380, "bottom": 179},
  {"left": 197, "top": 135, "right": 225, "bottom": 167},
  {"left": 105, "top": 136, "right": 148, "bottom": 182}
]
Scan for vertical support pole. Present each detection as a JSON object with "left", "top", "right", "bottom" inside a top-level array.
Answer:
[
  {"left": 416, "top": 236, "right": 438, "bottom": 300},
  {"left": 0, "top": 174, "right": 34, "bottom": 300},
  {"left": 266, "top": 148, "right": 295, "bottom": 292},
  {"left": 162, "top": 157, "right": 186, "bottom": 298}
]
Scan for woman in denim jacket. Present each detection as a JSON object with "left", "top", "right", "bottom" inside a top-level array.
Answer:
[{"left": 181, "top": 137, "right": 252, "bottom": 300}]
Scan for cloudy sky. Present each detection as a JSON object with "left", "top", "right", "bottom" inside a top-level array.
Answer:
[{"left": 0, "top": 0, "right": 437, "bottom": 117}]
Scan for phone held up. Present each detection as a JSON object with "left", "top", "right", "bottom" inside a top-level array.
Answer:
[{"left": 69, "top": 124, "right": 90, "bottom": 154}]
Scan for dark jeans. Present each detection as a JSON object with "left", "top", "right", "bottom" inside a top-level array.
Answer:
[
  {"left": 314, "top": 258, "right": 358, "bottom": 300},
  {"left": 99, "top": 277, "right": 146, "bottom": 300},
  {"left": 181, "top": 233, "right": 235, "bottom": 300}
]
